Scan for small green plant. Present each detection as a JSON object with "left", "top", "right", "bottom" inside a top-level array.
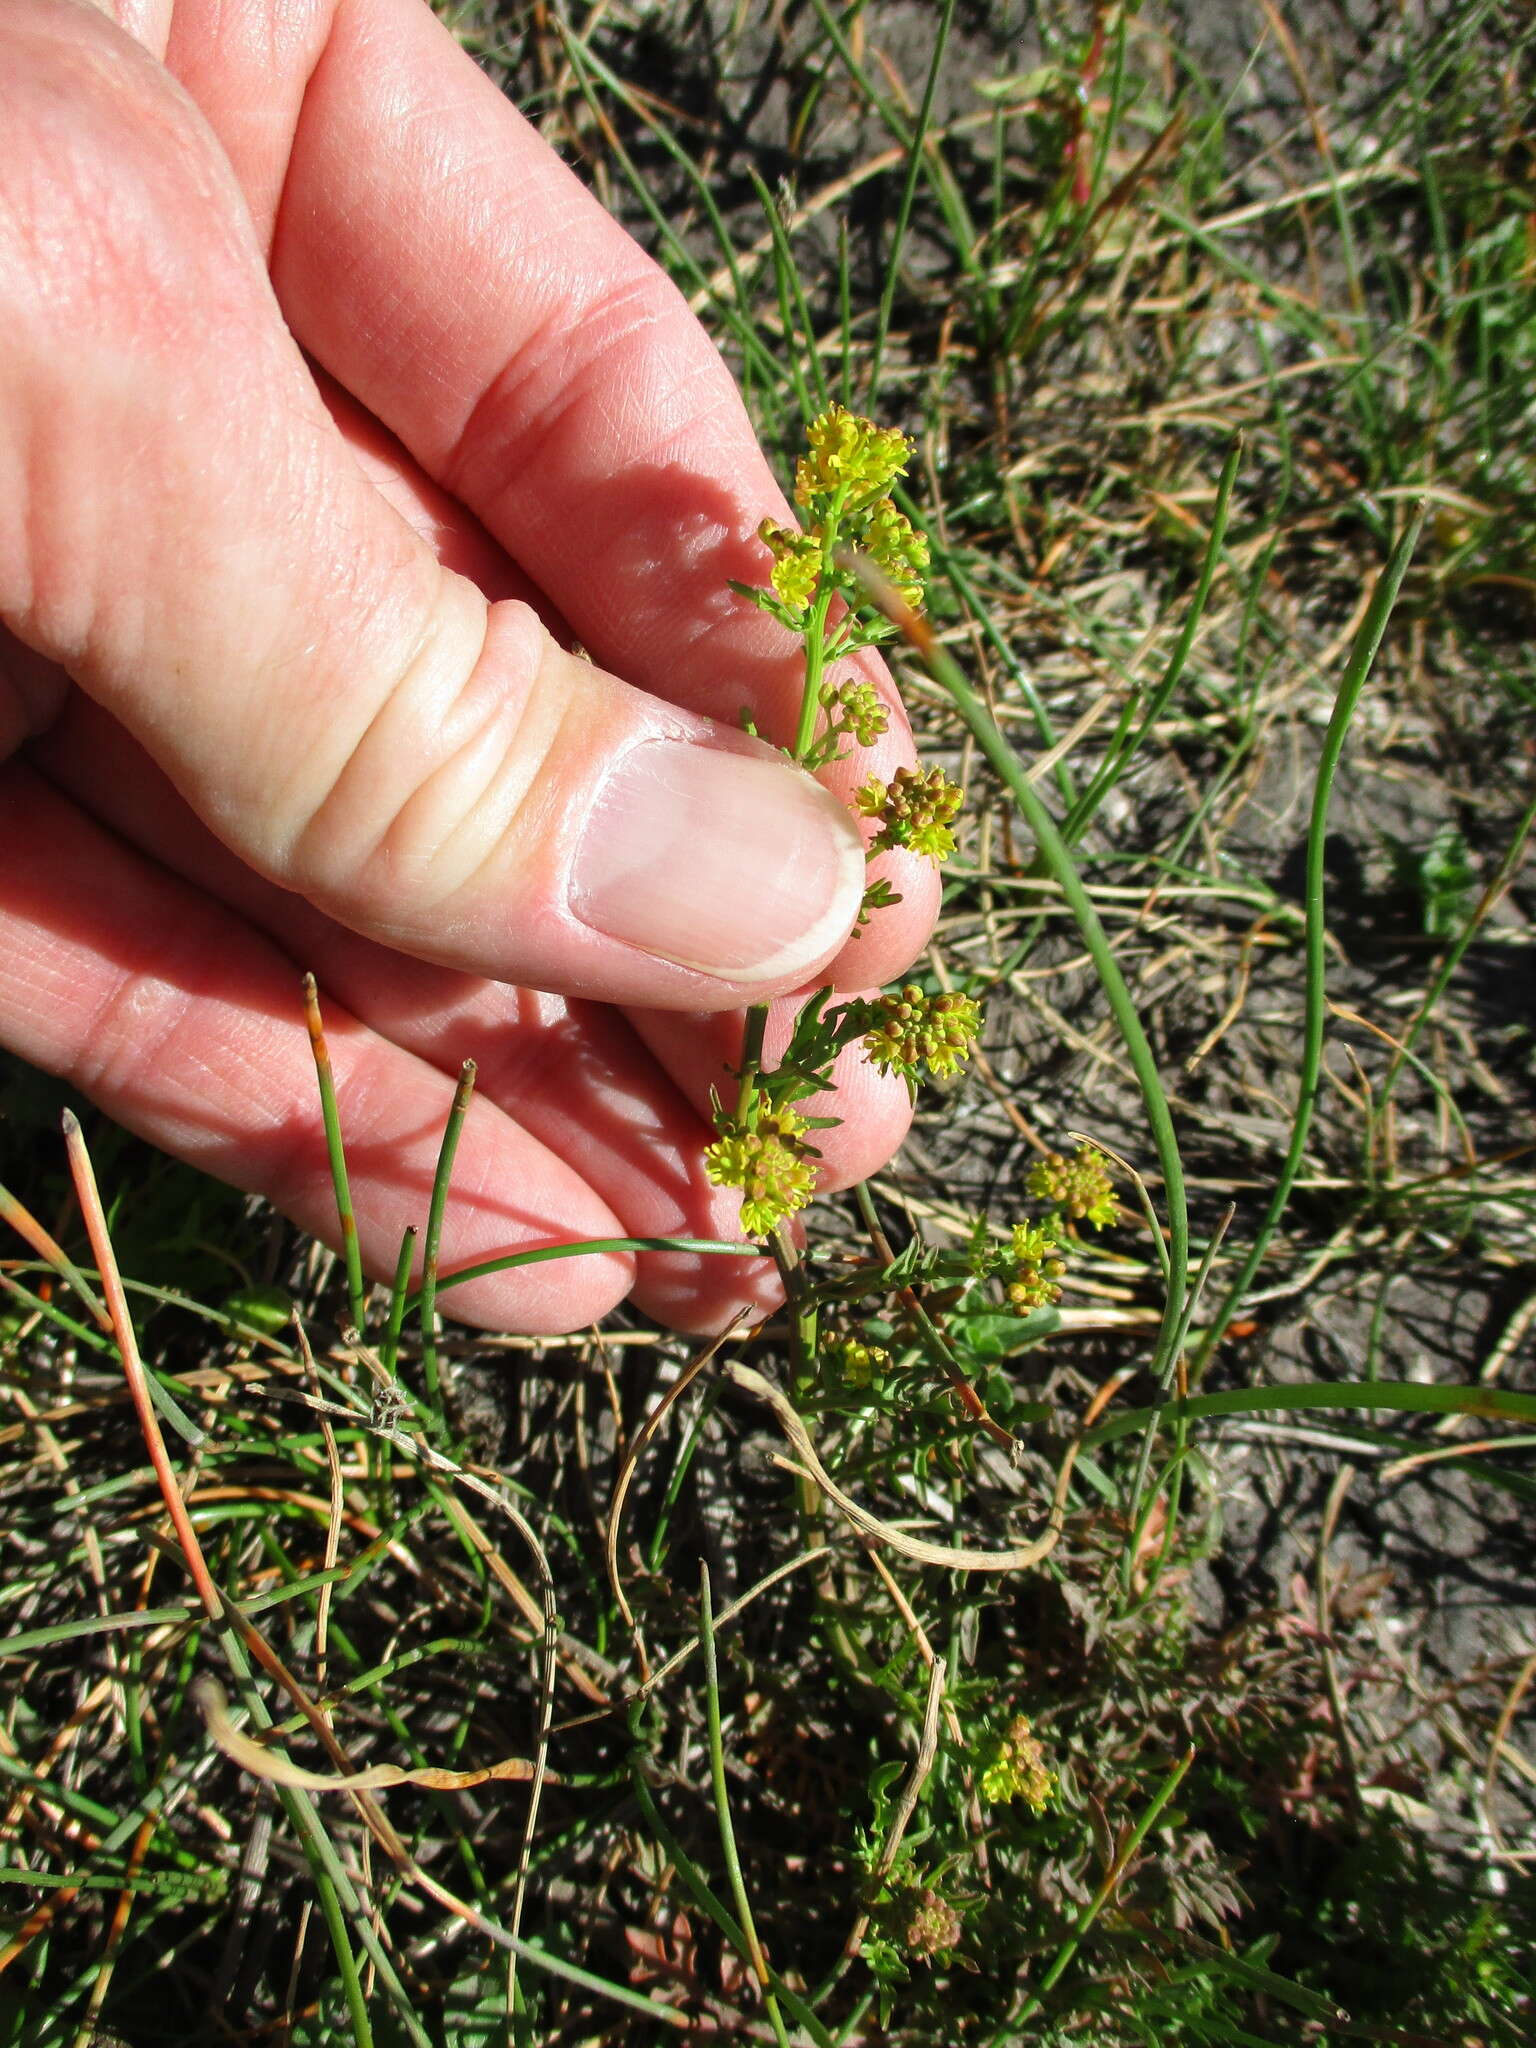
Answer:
[
  {"left": 979, "top": 1714, "right": 1057, "bottom": 1811},
  {"left": 1383, "top": 820, "right": 1478, "bottom": 937},
  {"left": 704, "top": 406, "right": 975, "bottom": 1237}
]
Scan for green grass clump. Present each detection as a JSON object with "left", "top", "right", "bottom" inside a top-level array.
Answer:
[{"left": 3, "top": 3, "right": 1534, "bottom": 2042}]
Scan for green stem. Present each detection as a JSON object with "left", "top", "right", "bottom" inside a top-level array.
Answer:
[
  {"left": 736, "top": 1003, "right": 770, "bottom": 1123},
  {"left": 1016, "top": 1746, "right": 1194, "bottom": 2023},
  {"left": 412, "top": 1235, "right": 762, "bottom": 1310},
  {"left": 910, "top": 638, "right": 1189, "bottom": 1382},
  {"left": 214, "top": 1625, "right": 428, "bottom": 2047},
  {"left": 700, "top": 1565, "right": 792, "bottom": 2048},
  {"left": 303, "top": 973, "right": 367, "bottom": 1334},
  {"left": 1117, "top": 1207, "right": 1234, "bottom": 1605},
  {"left": 1082, "top": 1377, "right": 1536, "bottom": 1448},
  {"left": 1189, "top": 508, "right": 1424, "bottom": 1380},
  {"left": 312, "top": 1857, "right": 376, "bottom": 2048},
  {"left": 419, "top": 1060, "right": 476, "bottom": 1434},
  {"left": 380, "top": 1225, "right": 417, "bottom": 1380},
  {"left": 793, "top": 486, "right": 852, "bottom": 762},
  {"left": 626, "top": 1745, "right": 836, "bottom": 2048},
  {"left": 796, "top": 585, "right": 838, "bottom": 761}
]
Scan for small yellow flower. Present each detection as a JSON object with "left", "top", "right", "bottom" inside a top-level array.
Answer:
[
  {"left": 862, "top": 498, "right": 929, "bottom": 612},
  {"left": 759, "top": 520, "right": 824, "bottom": 613},
  {"left": 820, "top": 678, "right": 890, "bottom": 748},
  {"left": 826, "top": 1334, "right": 890, "bottom": 1388},
  {"left": 981, "top": 1716, "right": 1055, "bottom": 1812},
  {"left": 795, "top": 405, "right": 912, "bottom": 509},
  {"left": 1007, "top": 1223, "right": 1066, "bottom": 1310},
  {"left": 857, "top": 765, "right": 964, "bottom": 862},
  {"left": 1026, "top": 1146, "right": 1117, "bottom": 1230},
  {"left": 704, "top": 1105, "right": 818, "bottom": 1235},
  {"left": 859, "top": 985, "right": 982, "bottom": 1084}
]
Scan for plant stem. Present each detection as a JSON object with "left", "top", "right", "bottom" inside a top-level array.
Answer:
[
  {"left": 794, "top": 489, "right": 850, "bottom": 760},
  {"left": 736, "top": 1002, "right": 770, "bottom": 1123},
  {"left": 1189, "top": 507, "right": 1424, "bottom": 1380},
  {"left": 302, "top": 974, "right": 366, "bottom": 1333},
  {"left": 419, "top": 1059, "right": 476, "bottom": 1436},
  {"left": 700, "top": 1564, "right": 792, "bottom": 2048},
  {"left": 909, "top": 634, "right": 1190, "bottom": 1384},
  {"left": 1016, "top": 1745, "right": 1195, "bottom": 2023}
]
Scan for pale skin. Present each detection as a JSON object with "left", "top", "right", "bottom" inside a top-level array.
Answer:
[{"left": 0, "top": 0, "right": 941, "bottom": 1335}]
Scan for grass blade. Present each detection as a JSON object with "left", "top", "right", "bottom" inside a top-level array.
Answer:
[
  {"left": 1190, "top": 507, "right": 1426, "bottom": 1378},
  {"left": 1017, "top": 1745, "right": 1196, "bottom": 2022},
  {"left": 418, "top": 1058, "right": 475, "bottom": 1433},
  {"left": 889, "top": 611, "right": 1190, "bottom": 1382},
  {"left": 700, "top": 1563, "right": 792, "bottom": 2048},
  {"left": 303, "top": 974, "right": 367, "bottom": 1333}
]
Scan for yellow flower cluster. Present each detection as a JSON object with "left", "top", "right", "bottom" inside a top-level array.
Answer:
[
  {"left": 856, "top": 764, "right": 964, "bottom": 861},
  {"left": 1007, "top": 1222, "right": 1066, "bottom": 1310},
  {"left": 861, "top": 498, "right": 929, "bottom": 613},
  {"left": 794, "top": 405, "right": 912, "bottom": 507},
  {"left": 859, "top": 985, "right": 982, "bottom": 1084},
  {"left": 1026, "top": 1146, "right": 1117, "bottom": 1230},
  {"left": 703, "top": 1104, "right": 818, "bottom": 1236},
  {"left": 980, "top": 1715, "right": 1056, "bottom": 1812},
  {"left": 826, "top": 1334, "right": 891, "bottom": 1388},
  {"left": 758, "top": 519, "right": 823, "bottom": 611},
  {"left": 750, "top": 407, "right": 928, "bottom": 632},
  {"left": 818, "top": 677, "right": 890, "bottom": 748}
]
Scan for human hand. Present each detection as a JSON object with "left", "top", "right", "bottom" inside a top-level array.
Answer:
[{"left": 0, "top": 0, "right": 940, "bottom": 1334}]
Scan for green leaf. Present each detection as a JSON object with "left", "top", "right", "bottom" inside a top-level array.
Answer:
[
  {"left": 949, "top": 1307, "right": 1062, "bottom": 1360},
  {"left": 221, "top": 1283, "right": 294, "bottom": 1335}
]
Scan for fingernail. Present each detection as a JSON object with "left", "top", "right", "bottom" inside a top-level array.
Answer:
[{"left": 569, "top": 740, "right": 865, "bottom": 982}]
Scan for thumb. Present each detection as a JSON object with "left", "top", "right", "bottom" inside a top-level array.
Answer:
[{"left": 0, "top": 7, "right": 863, "bottom": 1006}]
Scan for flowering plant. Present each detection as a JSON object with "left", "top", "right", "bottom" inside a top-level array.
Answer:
[{"left": 704, "top": 409, "right": 975, "bottom": 1235}]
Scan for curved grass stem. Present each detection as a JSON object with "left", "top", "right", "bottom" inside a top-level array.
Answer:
[
  {"left": 1189, "top": 507, "right": 1425, "bottom": 1380},
  {"left": 303, "top": 974, "right": 366, "bottom": 1333},
  {"left": 901, "top": 629, "right": 1191, "bottom": 1383}
]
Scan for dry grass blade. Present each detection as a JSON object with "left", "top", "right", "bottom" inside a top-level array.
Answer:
[
  {"left": 193, "top": 1675, "right": 549, "bottom": 1791},
  {"left": 0, "top": 1179, "right": 109, "bottom": 1330},
  {"left": 61, "top": 1112, "right": 221, "bottom": 1626},
  {"left": 724, "top": 1361, "right": 1078, "bottom": 1572},
  {"left": 604, "top": 1317, "right": 745, "bottom": 1678}
]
